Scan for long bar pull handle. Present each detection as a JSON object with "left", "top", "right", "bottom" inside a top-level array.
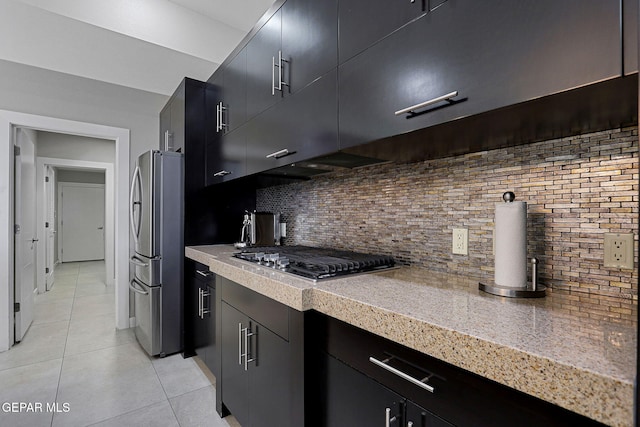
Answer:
[
  {"left": 369, "top": 357, "right": 435, "bottom": 393},
  {"left": 216, "top": 103, "right": 220, "bottom": 132},
  {"left": 164, "top": 130, "right": 172, "bottom": 151},
  {"left": 196, "top": 270, "right": 212, "bottom": 277},
  {"left": 218, "top": 102, "right": 226, "bottom": 131},
  {"left": 244, "top": 327, "right": 255, "bottom": 371},
  {"left": 407, "top": 422, "right": 414, "bottom": 427},
  {"left": 385, "top": 407, "right": 398, "bottom": 427},
  {"left": 272, "top": 55, "right": 276, "bottom": 95},
  {"left": 266, "top": 148, "right": 293, "bottom": 159},
  {"left": 201, "top": 290, "right": 211, "bottom": 316},
  {"left": 238, "top": 323, "right": 243, "bottom": 365},
  {"left": 213, "top": 170, "right": 231, "bottom": 177},
  {"left": 394, "top": 91, "right": 459, "bottom": 116},
  {"left": 198, "top": 288, "right": 203, "bottom": 319},
  {"left": 278, "top": 50, "right": 288, "bottom": 91}
]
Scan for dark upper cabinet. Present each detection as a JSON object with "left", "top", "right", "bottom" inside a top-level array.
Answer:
[
  {"left": 223, "top": 49, "right": 247, "bottom": 132},
  {"left": 246, "top": 69, "right": 338, "bottom": 175},
  {"left": 205, "top": 60, "right": 248, "bottom": 186},
  {"left": 338, "top": 0, "right": 428, "bottom": 64},
  {"left": 339, "top": 0, "right": 623, "bottom": 151},
  {"left": 624, "top": 0, "right": 638, "bottom": 75},
  {"left": 246, "top": 9, "right": 283, "bottom": 120},
  {"left": 281, "top": 0, "right": 338, "bottom": 94},
  {"left": 159, "top": 81, "right": 188, "bottom": 153}
]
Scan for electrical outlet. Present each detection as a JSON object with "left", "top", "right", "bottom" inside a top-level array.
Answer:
[
  {"left": 604, "top": 233, "right": 634, "bottom": 269},
  {"left": 452, "top": 228, "right": 468, "bottom": 255}
]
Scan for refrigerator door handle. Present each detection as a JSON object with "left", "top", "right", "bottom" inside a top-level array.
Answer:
[
  {"left": 129, "top": 165, "right": 142, "bottom": 244},
  {"left": 129, "top": 256, "right": 148, "bottom": 267},
  {"left": 129, "top": 278, "right": 149, "bottom": 295}
]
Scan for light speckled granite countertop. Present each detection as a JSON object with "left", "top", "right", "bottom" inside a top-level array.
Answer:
[{"left": 186, "top": 245, "right": 637, "bottom": 427}]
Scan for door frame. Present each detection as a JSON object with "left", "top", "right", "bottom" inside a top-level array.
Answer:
[
  {"left": 0, "top": 110, "right": 130, "bottom": 352},
  {"left": 37, "top": 160, "right": 113, "bottom": 292}
]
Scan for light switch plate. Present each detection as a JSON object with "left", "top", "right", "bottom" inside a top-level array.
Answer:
[
  {"left": 604, "top": 233, "right": 634, "bottom": 269},
  {"left": 452, "top": 228, "right": 468, "bottom": 255}
]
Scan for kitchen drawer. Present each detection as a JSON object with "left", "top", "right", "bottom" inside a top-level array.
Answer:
[
  {"left": 309, "top": 312, "right": 605, "bottom": 426},
  {"left": 219, "top": 276, "right": 289, "bottom": 340},
  {"left": 339, "top": 0, "right": 622, "bottom": 151}
]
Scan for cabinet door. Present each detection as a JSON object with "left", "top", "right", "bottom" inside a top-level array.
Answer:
[
  {"left": 405, "top": 401, "right": 453, "bottom": 427},
  {"left": 221, "top": 302, "right": 250, "bottom": 426},
  {"left": 203, "top": 284, "right": 216, "bottom": 373},
  {"left": 338, "top": 0, "right": 426, "bottom": 64},
  {"left": 249, "top": 322, "right": 290, "bottom": 427},
  {"left": 339, "top": 0, "right": 622, "bottom": 150},
  {"left": 246, "top": 69, "right": 338, "bottom": 175},
  {"left": 324, "top": 354, "right": 404, "bottom": 427},
  {"left": 206, "top": 109, "right": 247, "bottom": 185},
  {"left": 224, "top": 49, "right": 247, "bottom": 132},
  {"left": 246, "top": 9, "right": 282, "bottom": 120},
  {"left": 281, "top": 0, "right": 337, "bottom": 94}
]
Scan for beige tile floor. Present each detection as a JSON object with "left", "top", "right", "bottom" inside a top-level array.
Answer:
[{"left": 0, "top": 261, "right": 236, "bottom": 427}]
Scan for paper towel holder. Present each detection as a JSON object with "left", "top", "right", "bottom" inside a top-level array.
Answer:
[{"left": 479, "top": 257, "right": 547, "bottom": 298}]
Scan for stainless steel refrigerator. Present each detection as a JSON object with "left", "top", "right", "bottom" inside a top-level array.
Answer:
[{"left": 129, "top": 150, "right": 183, "bottom": 357}]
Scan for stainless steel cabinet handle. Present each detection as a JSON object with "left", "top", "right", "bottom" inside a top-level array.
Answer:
[
  {"left": 369, "top": 356, "right": 435, "bottom": 393},
  {"left": 196, "top": 270, "right": 212, "bottom": 277},
  {"left": 266, "top": 148, "right": 293, "bottom": 159},
  {"left": 272, "top": 51, "right": 289, "bottom": 95},
  {"left": 217, "top": 102, "right": 227, "bottom": 132},
  {"left": 407, "top": 422, "right": 414, "bottom": 427},
  {"left": 244, "top": 327, "right": 255, "bottom": 371},
  {"left": 238, "top": 323, "right": 243, "bottom": 365},
  {"left": 213, "top": 170, "right": 232, "bottom": 177},
  {"left": 385, "top": 407, "right": 398, "bottom": 427},
  {"left": 129, "top": 257, "right": 148, "bottom": 267},
  {"left": 164, "top": 130, "right": 172, "bottom": 151},
  {"left": 198, "top": 288, "right": 203, "bottom": 318},
  {"left": 129, "top": 279, "right": 148, "bottom": 295},
  {"left": 201, "top": 290, "right": 211, "bottom": 316},
  {"left": 394, "top": 91, "right": 459, "bottom": 116}
]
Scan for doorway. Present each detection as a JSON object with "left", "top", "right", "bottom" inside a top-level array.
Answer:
[
  {"left": 0, "top": 110, "right": 130, "bottom": 352},
  {"left": 58, "top": 182, "right": 105, "bottom": 262}
]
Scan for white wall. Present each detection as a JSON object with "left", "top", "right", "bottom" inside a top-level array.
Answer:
[
  {"left": 37, "top": 132, "right": 115, "bottom": 163},
  {"left": 0, "top": 59, "right": 167, "bottom": 171}
]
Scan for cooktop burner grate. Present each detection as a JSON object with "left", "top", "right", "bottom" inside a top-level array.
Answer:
[{"left": 233, "top": 246, "right": 395, "bottom": 281}]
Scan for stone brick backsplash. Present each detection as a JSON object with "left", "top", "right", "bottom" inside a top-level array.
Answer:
[{"left": 257, "top": 126, "right": 638, "bottom": 298}]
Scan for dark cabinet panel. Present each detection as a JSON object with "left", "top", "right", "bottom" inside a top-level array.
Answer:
[
  {"left": 281, "top": 0, "right": 338, "bottom": 94},
  {"left": 339, "top": 0, "right": 622, "bottom": 150},
  {"left": 338, "top": 0, "right": 426, "bottom": 64},
  {"left": 324, "top": 354, "right": 404, "bottom": 427},
  {"left": 205, "top": 122, "right": 247, "bottom": 186},
  {"left": 624, "top": 0, "right": 638, "bottom": 75},
  {"left": 246, "top": 69, "right": 338, "bottom": 175},
  {"left": 221, "top": 302, "right": 250, "bottom": 426},
  {"left": 405, "top": 401, "right": 453, "bottom": 427},
  {"left": 184, "top": 259, "right": 214, "bottom": 367},
  {"left": 224, "top": 49, "right": 247, "bottom": 132},
  {"left": 248, "top": 323, "right": 290, "bottom": 427},
  {"left": 246, "top": 9, "right": 283, "bottom": 120}
]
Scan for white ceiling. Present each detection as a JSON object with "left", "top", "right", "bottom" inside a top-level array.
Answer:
[{"left": 0, "top": 0, "right": 275, "bottom": 95}]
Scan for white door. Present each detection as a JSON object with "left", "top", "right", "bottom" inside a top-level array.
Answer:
[
  {"left": 45, "top": 166, "right": 56, "bottom": 290},
  {"left": 59, "top": 183, "right": 105, "bottom": 262},
  {"left": 14, "top": 128, "right": 36, "bottom": 342}
]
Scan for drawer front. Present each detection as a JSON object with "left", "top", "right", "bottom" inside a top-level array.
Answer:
[{"left": 219, "top": 276, "right": 289, "bottom": 340}]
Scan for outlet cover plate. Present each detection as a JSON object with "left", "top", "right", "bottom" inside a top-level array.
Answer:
[
  {"left": 452, "top": 228, "right": 468, "bottom": 255},
  {"left": 604, "top": 233, "right": 634, "bottom": 269}
]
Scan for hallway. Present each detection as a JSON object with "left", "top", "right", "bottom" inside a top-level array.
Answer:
[{"left": 0, "top": 261, "right": 229, "bottom": 427}]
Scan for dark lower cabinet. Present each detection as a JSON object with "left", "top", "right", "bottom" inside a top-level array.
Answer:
[
  {"left": 184, "top": 259, "right": 215, "bottom": 373},
  {"left": 308, "top": 312, "right": 606, "bottom": 427},
  {"left": 218, "top": 276, "right": 305, "bottom": 427}
]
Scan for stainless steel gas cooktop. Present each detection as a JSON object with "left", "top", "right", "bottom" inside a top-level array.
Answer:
[{"left": 233, "top": 245, "right": 396, "bottom": 281}]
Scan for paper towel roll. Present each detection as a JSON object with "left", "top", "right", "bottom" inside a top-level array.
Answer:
[{"left": 494, "top": 201, "right": 527, "bottom": 288}]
